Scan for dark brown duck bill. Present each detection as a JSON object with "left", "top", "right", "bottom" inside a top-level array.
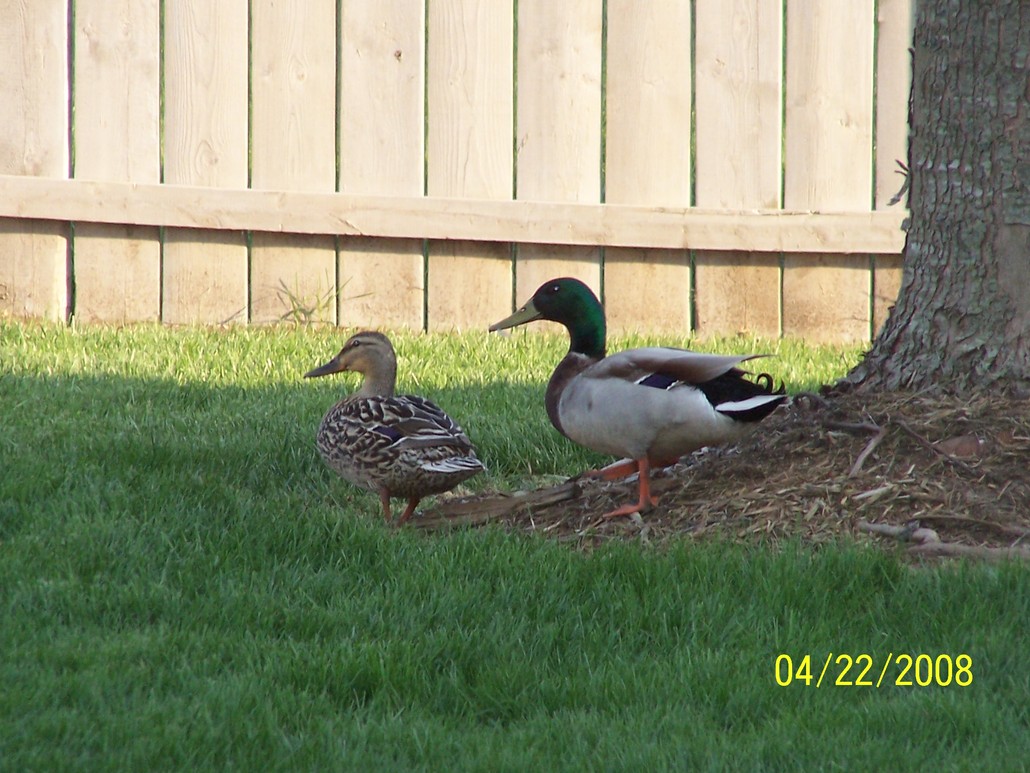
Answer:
[
  {"left": 488, "top": 299, "right": 542, "bottom": 332},
  {"left": 304, "top": 356, "right": 347, "bottom": 379}
]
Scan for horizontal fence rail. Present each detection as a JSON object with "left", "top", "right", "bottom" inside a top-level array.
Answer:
[
  {"left": 0, "top": 176, "right": 907, "bottom": 254},
  {"left": 0, "top": 0, "right": 914, "bottom": 342}
]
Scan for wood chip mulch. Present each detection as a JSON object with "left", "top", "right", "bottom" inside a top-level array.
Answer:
[{"left": 414, "top": 389, "right": 1030, "bottom": 561}]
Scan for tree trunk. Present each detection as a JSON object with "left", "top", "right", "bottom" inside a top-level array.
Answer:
[{"left": 843, "top": 0, "right": 1029, "bottom": 393}]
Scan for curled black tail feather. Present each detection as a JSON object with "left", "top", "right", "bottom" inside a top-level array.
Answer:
[
  {"left": 698, "top": 369, "right": 785, "bottom": 407},
  {"left": 754, "top": 372, "right": 787, "bottom": 395}
]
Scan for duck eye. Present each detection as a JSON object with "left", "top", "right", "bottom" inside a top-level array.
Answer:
[{"left": 549, "top": 284, "right": 560, "bottom": 294}]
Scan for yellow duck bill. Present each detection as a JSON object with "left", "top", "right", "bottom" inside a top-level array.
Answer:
[{"left": 489, "top": 299, "right": 542, "bottom": 331}]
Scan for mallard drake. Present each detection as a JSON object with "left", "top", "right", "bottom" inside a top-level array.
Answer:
[
  {"left": 304, "top": 331, "right": 484, "bottom": 524},
  {"left": 489, "top": 278, "right": 787, "bottom": 518}
]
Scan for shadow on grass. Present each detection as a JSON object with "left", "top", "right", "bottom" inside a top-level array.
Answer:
[{"left": 0, "top": 368, "right": 596, "bottom": 544}]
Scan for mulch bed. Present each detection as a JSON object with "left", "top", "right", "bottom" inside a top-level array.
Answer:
[{"left": 415, "top": 389, "right": 1030, "bottom": 561}]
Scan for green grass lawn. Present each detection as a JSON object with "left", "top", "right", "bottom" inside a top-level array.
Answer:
[{"left": 1, "top": 321, "right": 1027, "bottom": 771}]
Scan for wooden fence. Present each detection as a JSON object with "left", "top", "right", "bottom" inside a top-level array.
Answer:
[{"left": 0, "top": 0, "right": 912, "bottom": 342}]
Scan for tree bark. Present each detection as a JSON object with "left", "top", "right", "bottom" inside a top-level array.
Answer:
[{"left": 843, "top": 0, "right": 1029, "bottom": 393}]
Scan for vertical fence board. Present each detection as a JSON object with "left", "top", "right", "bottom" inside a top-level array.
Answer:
[
  {"left": 872, "top": 0, "right": 913, "bottom": 335},
  {"left": 73, "top": 0, "right": 161, "bottom": 323},
  {"left": 694, "top": 0, "right": 782, "bottom": 338},
  {"left": 0, "top": 0, "right": 69, "bottom": 320},
  {"left": 163, "top": 1, "right": 249, "bottom": 324},
  {"left": 426, "top": 0, "right": 514, "bottom": 331},
  {"left": 251, "top": 0, "right": 337, "bottom": 325},
  {"left": 513, "top": 0, "right": 602, "bottom": 315},
  {"left": 783, "top": 1, "right": 874, "bottom": 342},
  {"left": 339, "top": 0, "right": 425, "bottom": 330},
  {"left": 603, "top": 1, "right": 692, "bottom": 336}
]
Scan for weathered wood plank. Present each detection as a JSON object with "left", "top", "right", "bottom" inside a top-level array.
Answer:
[
  {"left": 163, "top": 1, "right": 249, "bottom": 324},
  {"left": 0, "top": 174, "right": 908, "bottom": 254},
  {"left": 338, "top": 0, "right": 425, "bottom": 330},
  {"left": 425, "top": 0, "right": 514, "bottom": 331},
  {"left": 251, "top": 233, "right": 337, "bottom": 325},
  {"left": 605, "top": 248, "right": 692, "bottom": 335},
  {"left": 0, "top": 0, "right": 69, "bottom": 320},
  {"left": 603, "top": 0, "right": 692, "bottom": 335},
  {"left": 0, "top": 220, "right": 68, "bottom": 318},
  {"left": 514, "top": 0, "right": 603, "bottom": 314},
  {"left": 250, "top": 0, "right": 336, "bottom": 325},
  {"left": 783, "top": 1, "right": 875, "bottom": 342},
  {"left": 872, "top": 0, "right": 914, "bottom": 335},
  {"left": 875, "top": 0, "right": 915, "bottom": 211},
  {"left": 73, "top": 0, "right": 161, "bottom": 323},
  {"left": 696, "top": 253, "right": 779, "bottom": 337},
  {"left": 427, "top": 241, "right": 513, "bottom": 331},
  {"left": 694, "top": 0, "right": 782, "bottom": 338}
]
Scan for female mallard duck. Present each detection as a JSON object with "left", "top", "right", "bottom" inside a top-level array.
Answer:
[
  {"left": 304, "top": 331, "right": 484, "bottom": 525},
  {"left": 489, "top": 278, "right": 787, "bottom": 518}
]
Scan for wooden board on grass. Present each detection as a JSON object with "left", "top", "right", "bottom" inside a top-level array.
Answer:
[
  {"left": 425, "top": 0, "right": 514, "bottom": 331},
  {"left": 338, "top": 0, "right": 425, "bottom": 330},
  {"left": 73, "top": 0, "right": 161, "bottom": 323},
  {"left": 513, "top": 0, "right": 603, "bottom": 319},
  {"left": 163, "top": 1, "right": 249, "bottom": 324},
  {"left": 694, "top": 0, "right": 782, "bottom": 339},
  {"left": 783, "top": 1, "right": 874, "bottom": 343},
  {"left": 603, "top": 0, "right": 692, "bottom": 336},
  {"left": 250, "top": 0, "right": 337, "bottom": 325},
  {"left": 0, "top": 0, "right": 69, "bottom": 320}
]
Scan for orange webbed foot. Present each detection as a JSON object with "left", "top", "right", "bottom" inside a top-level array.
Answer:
[
  {"left": 602, "top": 497, "right": 659, "bottom": 519},
  {"left": 600, "top": 458, "right": 660, "bottom": 518}
]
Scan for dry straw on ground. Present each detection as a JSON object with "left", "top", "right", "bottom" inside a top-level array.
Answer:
[{"left": 416, "top": 390, "right": 1030, "bottom": 561}]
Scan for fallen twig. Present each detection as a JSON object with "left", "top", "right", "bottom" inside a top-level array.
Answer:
[
  {"left": 896, "top": 419, "right": 981, "bottom": 475},
  {"left": 857, "top": 519, "right": 940, "bottom": 544},
  {"left": 849, "top": 425, "right": 888, "bottom": 477},
  {"left": 858, "top": 519, "right": 1030, "bottom": 562},
  {"left": 914, "top": 513, "right": 1030, "bottom": 539},
  {"left": 824, "top": 420, "right": 883, "bottom": 434},
  {"left": 853, "top": 484, "right": 892, "bottom": 502}
]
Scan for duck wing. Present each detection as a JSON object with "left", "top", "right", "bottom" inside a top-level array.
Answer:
[
  {"left": 319, "top": 395, "right": 476, "bottom": 454},
  {"left": 585, "top": 347, "right": 767, "bottom": 386},
  {"left": 365, "top": 395, "right": 477, "bottom": 452},
  {"left": 583, "top": 347, "right": 785, "bottom": 421}
]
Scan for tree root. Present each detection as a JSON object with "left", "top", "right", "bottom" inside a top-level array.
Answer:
[{"left": 858, "top": 519, "right": 1030, "bottom": 562}]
